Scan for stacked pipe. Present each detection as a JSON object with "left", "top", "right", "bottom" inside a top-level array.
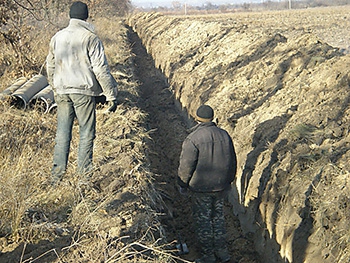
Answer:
[
  {"left": 0, "top": 77, "right": 27, "bottom": 97},
  {"left": 1, "top": 74, "right": 109, "bottom": 113},
  {"left": 0, "top": 75, "right": 57, "bottom": 113},
  {"left": 28, "top": 85, "right": 56, "bottom": 114},
  {"left": 11, "top": 75, "right": 48, "bottom": 109}
]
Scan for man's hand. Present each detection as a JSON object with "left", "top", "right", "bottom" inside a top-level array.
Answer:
[{"left": 106, "top": 99, "right": 117, "bottom": 113}]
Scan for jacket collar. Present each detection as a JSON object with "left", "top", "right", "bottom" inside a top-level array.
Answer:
[
  {"left": 69, "top": 19, "right": 95, "bottom": 33},
  {"left": 189, "top": 121, "right": 216, "bottom": 132}
]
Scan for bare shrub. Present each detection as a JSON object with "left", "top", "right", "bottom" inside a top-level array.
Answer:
[{"left": 0, "top": 7, "right": 173, "bottom": 262}]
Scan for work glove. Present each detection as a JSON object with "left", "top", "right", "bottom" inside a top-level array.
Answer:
[
  {"left": 105, "top": 99, "right": 117, "bottom": 113},
  {"left": 179, "top": 186, "right": 188, "bottom": 196}
]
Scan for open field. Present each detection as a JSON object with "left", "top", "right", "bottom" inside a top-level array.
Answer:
[
  {"left": 127, "top": 6, "right": 350, "bottom": 263},
  {"left": 1, "top": 4, "right": 350, "bottom": 263},
  {"left": 0, "top": 11, "right": 258, "bottom": 263}
]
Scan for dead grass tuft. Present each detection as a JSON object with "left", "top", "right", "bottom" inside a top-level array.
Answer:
[
  {"left": 310, "top": 164, "right": 350, "bottom": 262},
  {"left": 0, "top": 15, "right": 176, "bottom": 263}
]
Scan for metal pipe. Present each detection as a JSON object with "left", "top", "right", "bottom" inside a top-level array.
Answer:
[
  {"left": 28, "top": 85, "right": 55, "bottom": 113},
  {"left": 48, "top": 103, "right": 57, "bottom": 114},
  {"left": 0, "top": 77, "right": 27, "bottom": 101},
  {"left": 11, "top": 75, "right": 48, "bottom": 109}
]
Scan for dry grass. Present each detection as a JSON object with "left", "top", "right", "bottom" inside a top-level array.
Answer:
[
  {"left": 309, "top": 163, "right": 350, "bottom": 262},
  {"left": 0, "top": 14, "right": 178, "bottom": 263}
]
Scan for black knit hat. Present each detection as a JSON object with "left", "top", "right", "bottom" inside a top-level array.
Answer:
[
  {"left": 70, "top": 1, "right": 89, "bottom": 20},
  {"left": 196, "top": 105, "right": 214, "bottom": 122}
]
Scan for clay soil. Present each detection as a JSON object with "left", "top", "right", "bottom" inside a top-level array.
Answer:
[
  {"left": 127, "top": 6, "right": 350, "bottom": 263},
  {"left": 128, "top": 27, "right": 260, "bottom": 263},
  {"left": 0, "top": 14, "right": 259, "bottom": 263},
  {"left": 1, "top": 5, "right": 350, "bottom": 263}
]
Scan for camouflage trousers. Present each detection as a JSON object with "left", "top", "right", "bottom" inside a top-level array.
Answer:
[{"left": 191, "top": 191, "right": 229, "bottom": 259}]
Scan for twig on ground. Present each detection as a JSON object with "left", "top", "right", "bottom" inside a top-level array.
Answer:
[
  {"left": 21, "top": 248, "right": 62, "bottom": 263},
  {"left": 105, "top": 241, "right": 193, "bottom": 263}
]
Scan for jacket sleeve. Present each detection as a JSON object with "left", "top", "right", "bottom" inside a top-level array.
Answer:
[
  {"left": 46, "top": 36, "right": 55, "bottom": 87},
  {"left": 88, "top": 35, "right": 118, "bottom": 101},
  {"left": 177, "top": 137, "right": 198, "bottom": 188},
  {"left": 230, "top": 137, "right": 238, "bottom": 183}
]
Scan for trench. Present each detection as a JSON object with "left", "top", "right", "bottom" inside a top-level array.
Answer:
[{"left": 127, "top": 26, "right": 261, "bottom": 263}]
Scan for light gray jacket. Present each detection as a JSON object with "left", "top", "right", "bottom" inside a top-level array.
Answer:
[{"left": 46, "top": 19, "right": 117, "bottom": 101}]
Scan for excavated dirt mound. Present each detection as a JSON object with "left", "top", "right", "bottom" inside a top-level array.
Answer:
[
  {"left": 2, "top": 6, "right": 350, "bottom": 263},
  {"left": 127, "top": 6, "right": 350, "bottom": 263},
  {"left": 128, "top": 26, "right": 260, "bottom": 263},
  {"left": 0, "top": 16, "right": 260, "bottom": 263}
]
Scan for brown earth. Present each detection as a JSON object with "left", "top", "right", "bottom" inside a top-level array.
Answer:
[
  {"left": 1, "top": 5, "right": 350, "bottom": 263},
  {"left": 0, "top": 15, "right": 260, "bottom": 263},
  {"left": 127, "top": 26, "right": 260, "bottom": 263},
  {"left": 127, "top": 6, "right": 350, "bottom": 263}
]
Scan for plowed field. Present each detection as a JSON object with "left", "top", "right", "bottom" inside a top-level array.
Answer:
[
  {"left": 127, "top": 6, "right": 350, "bottom": 263},
  {"left": 1, "top": 5, "right": 350, "bottom": 263}
]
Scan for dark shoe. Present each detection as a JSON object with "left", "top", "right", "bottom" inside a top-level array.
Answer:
[
  {"left": 195, "top": 254, "right": 216, "bottom": 263},
  {"left": 215, "top": 249, "right": 231, "bottom": 263},
  {"left": 219, "top": 256, "right": 231, "bottom": 263},
  {"left": 221, "top": 258, "right": 233, "bottom": 263}
]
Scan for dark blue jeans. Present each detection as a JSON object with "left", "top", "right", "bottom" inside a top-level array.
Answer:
[{"left": 52, "top": 94, "right": 96, "bottom": 180}]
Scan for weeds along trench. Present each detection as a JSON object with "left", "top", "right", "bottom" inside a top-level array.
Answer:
[
  {"left": 127, "top": 8, "right": 350, "bottom": 263},
  {"left": 2, "top": 6, "right": 350, "bottom": 263},
  {"left": 0, "top": 16, "right": 258, "bottom": 263}
]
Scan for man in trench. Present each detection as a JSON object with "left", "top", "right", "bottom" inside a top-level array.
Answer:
[
  {"left": 177, "top": 105, "right": 237, "bottom": 263},
  {"left": 46, "top": 1, "right": 118, "bottom": 185}
]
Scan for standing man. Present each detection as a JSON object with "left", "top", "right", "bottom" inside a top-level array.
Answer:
[
  {"left": 177, "top": 105, "right": 237, "bottom": 263},
  {"left": 46, "top": 1, "right": 118, "bottom": 185}
]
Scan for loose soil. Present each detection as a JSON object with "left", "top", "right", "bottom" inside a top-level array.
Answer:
[
  {"left": 127, "top": 26, "right": 260, "bottom": 263},
  {"left": 127, "top": 6, "right": 350, "bottom": 263},
  {"left": 0, "top": 15, "right": 261, "bottom": 263},
  {"left": 2, "top": 5, "right": 350, "bottom": 263}
]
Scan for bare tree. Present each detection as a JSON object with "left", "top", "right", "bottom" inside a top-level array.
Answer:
[
  {"left": 0, "top": 0, "right": 131, "bottom": 77},
  {"left": 172, "top": 1, "right": 182, "bottom": 10},
  {"left": 88, "top": 0, "right": 131, "bottom": 17}
]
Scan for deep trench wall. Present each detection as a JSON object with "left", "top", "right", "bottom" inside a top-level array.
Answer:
[{"left": 126, "top": 11, "right": 350, "bottom": 263}]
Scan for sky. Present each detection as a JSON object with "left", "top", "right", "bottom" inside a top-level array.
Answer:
[{"left": 131, "top": 0, "right": 263, "bottom": 8}]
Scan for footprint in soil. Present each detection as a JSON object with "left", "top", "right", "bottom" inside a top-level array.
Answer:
[{"left": 127, "top": 26, "right": 260, "bottom": 263}]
